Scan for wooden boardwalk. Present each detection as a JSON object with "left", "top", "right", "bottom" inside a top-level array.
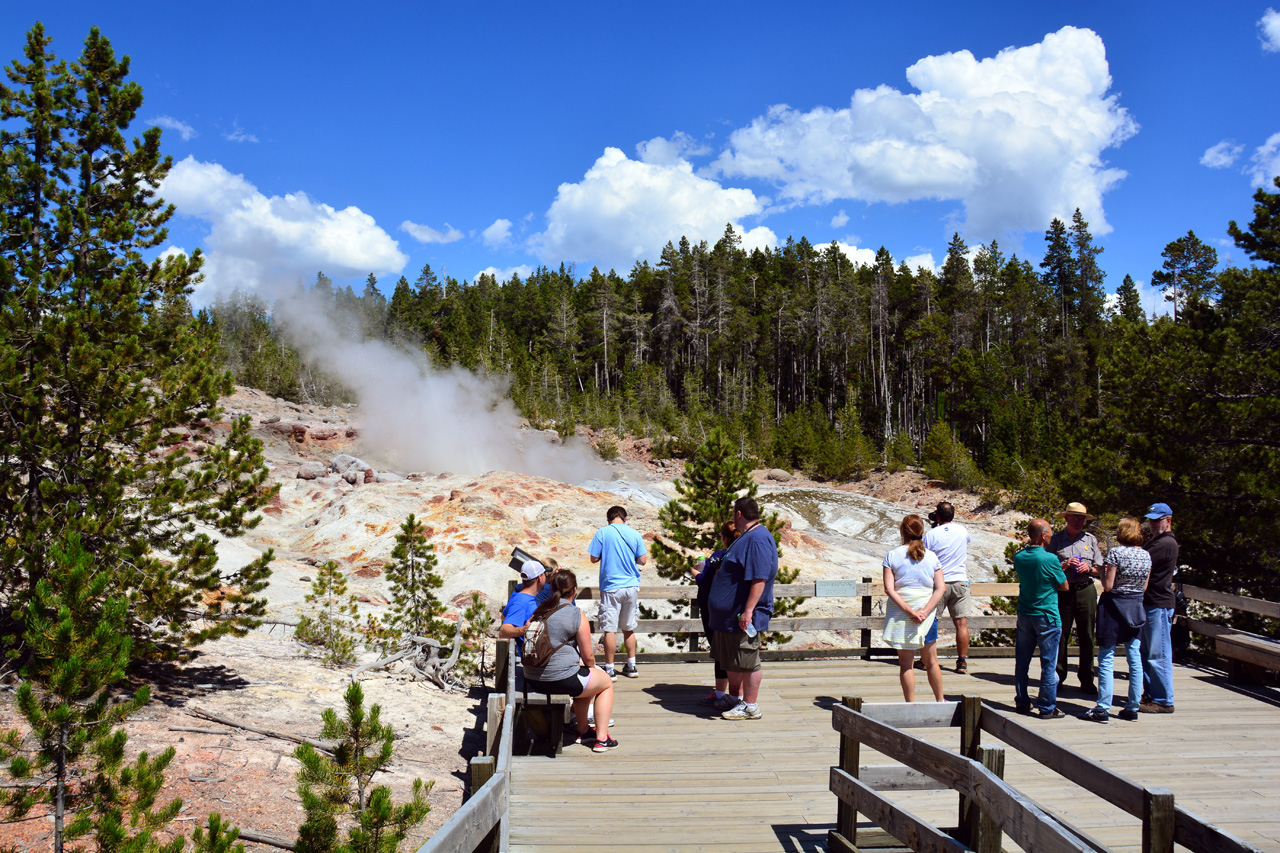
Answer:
[{"left": 507, "top": 657, "right": 1280, "bottom": 852}]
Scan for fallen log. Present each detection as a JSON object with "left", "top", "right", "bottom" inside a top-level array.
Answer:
[
  {"left": 236, "top": 828, "right": 296, "bottom": 850},
  {"left": 187, "top": 706, "right": 333, "bottom": 753},
  {"left": 170, "top": 725, "right": 230, "bottom": 735}
]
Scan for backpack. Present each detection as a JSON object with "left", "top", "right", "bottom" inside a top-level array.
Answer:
[{"left": 522, "top": 603, "right": 573, "bottom": 669}]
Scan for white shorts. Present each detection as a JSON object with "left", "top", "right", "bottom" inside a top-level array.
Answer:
[{"left": 598, "top": 587, "right": 639, "bottom": 633}]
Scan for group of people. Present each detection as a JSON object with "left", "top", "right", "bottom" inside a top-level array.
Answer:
[
  {"left": 495, "top": 495, "right": 1180, "bottom": 753},
  {"left": 1014, "top": 501, "right": 1179, "bottom": 721},
  {"left": 496, "top": 498, "right": 781, "bottom": 754}
]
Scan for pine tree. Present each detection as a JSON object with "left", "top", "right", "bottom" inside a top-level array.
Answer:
[
  {"left": 2, "top": 535, "right": 181, "bottom": 853},
  {"left": 296, "top": 561, "right": 360, "bottom": 667},
  {"left": 0, "top": 25, "right": 274, "bottom": 661},
  {"left": 1114, "top": 274, "right": 1144, "bottom": 323},
  {"left": 1151, "top": 230, "right": 1218, "bottom": 322},
  {"left": 384, "top": 515, "right": 446, "bottom": 642},
  {"left": 191, "top": 813, "right": 245, "bottom": 853},
  {"left": 650, "top": 428, "right": 757, "bottom": 581},
  {"left": 294, "top": 683, "right": 430, "bottom": 853}
]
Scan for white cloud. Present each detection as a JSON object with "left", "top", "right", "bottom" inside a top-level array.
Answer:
[
  {"left": 903, "top": 252, "right": 937, "bottom": 273},
  {"left": 531, "top": 146, "right": 775, "bottom": 271},
  {"left": 482, "top": 218, "right": 513, "bottom": 248},
  {"left": 159, "top": 157, "right": 406, "bottom": 303},
  {"left": 1201, "top": 140, "right": 1243, "bottom": 168},
  {"left": 474, "top": 264, "right": 535, "bottom": 283},
  {"left": 1249, "top": 132, "right": 1280, "bottom": 187},
  {"left": 224, "top": 123, "right": 258, "bottom": 143},
  {"left": 831, "top": 209, "right": 850, "bottom": 228},
  {"left": 834, "top": 242, "right": 876, "bottom": 268},
  {"left": 150, "top": 115, "right": 196, "bottom": 141},
  {"left": 1261, "top": 8, "right": 1280, "bottom": 52},
  {"left": 635, "top": 131, "right": 711, "bottom": 165},
  {"left": 713, "top": 26, "right": 1137, "bottom": 238},
  {"left": 401, "top": 220, "right": 464, "bottom": 244}
]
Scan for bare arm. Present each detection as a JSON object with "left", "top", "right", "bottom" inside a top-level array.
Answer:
[
  {"left": 590, "top": 555, "right": 600, "bottom": 564},
  {"left": 497, "top": 621, "right": 526, "bottom": 640},
  {"left": 575, "top": 612, "right": 595, "bottom": 667},
  {"left": 636, "top": 553, "right": 648, "bottom": 566},
  {"left": 1101, "top": 562, "right": 1118, "bottom": 592}
]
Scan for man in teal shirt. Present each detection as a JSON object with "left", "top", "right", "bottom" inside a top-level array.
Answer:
[{"left": 1014, "top": 519, "right": 1069, "bottom": 717}]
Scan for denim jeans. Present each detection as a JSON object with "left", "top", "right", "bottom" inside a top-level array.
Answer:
[
  {"left": 1015, "top": 615, "right": 1062, "bottom": 713},
  {"left": 1096, "top": 639, "right": 1142, "bottom": 712},
  {"left": 1142, "top": 606, "right": 1175, "bottom": 706},
  {"left": 1056, "top": 584, "right": 1097, "bottom": 686}
]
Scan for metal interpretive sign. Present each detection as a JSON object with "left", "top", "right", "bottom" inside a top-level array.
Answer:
[{"left": 815, "top": 579, "right": 862, "bottom": 597}]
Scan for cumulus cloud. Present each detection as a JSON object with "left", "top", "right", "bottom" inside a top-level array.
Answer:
[
  {"left": 530, "top": 146, "right": 775, "bottom": 271},
  {"left": 903, "top": 252, "right": 937, "bottom": 273},
  {"left": 1250, "top": 132, "right": 1280, "bottom": 187},
  {"left": 474, "top": 264, "right": 535, "bottom": 283},
  {"left": 831, "top": 209, "right": 850, "bottom": 228},
  {"left": 159, "top": 157, "right": 406, "bottom": 303},
  {"left": 224, "top": 123, "right": 258, "bottom": 143},
  {"left": 1261, "top": 8, "right": 1280, "bottom": 52},
  {"left": 150, "top": 115, "right": 196, "bottom": 141},
  {"left": 834, "top": 242, "right": 877, "bottom": 268},
  {"left": 635, "top": 131, "right": 711, "bottom": 165},
  {"left": 401, "top": 220, "right": 464, "bottom": 244},
  {"left": 1201, "top": 140, "right": 1243, "bottom": 168},
  {"left": 482, "top": 218, "right": 513, "bottom": 248},
  {"left": 713, "top": 26, "right": 1137, "bottom": 238}
]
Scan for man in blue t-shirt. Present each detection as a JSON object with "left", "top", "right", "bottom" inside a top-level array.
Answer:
[
  {"left": 588, "top": 506, "right": 648, "bottom": 679},
  {"left": 1013, "top": 519, "right": 1069, "bottom": 718},
  {"left": 497, "top": 559, "right": 554, "bottom": 654},
  {"left": 707, "top": 496, "right": 778, "bottom": 721}
]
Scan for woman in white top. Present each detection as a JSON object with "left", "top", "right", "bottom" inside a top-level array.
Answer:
[{"left": 883, "top": 514, "right": 946, "bottom": 702}]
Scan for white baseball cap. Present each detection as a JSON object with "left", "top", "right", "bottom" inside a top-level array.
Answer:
[{"left": 520, "top": 559, "right": 546, "bottom": 580}]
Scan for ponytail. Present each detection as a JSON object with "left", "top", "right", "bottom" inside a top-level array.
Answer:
[{"left": 900, "top": 515, "right": 926, "bottom": 561}]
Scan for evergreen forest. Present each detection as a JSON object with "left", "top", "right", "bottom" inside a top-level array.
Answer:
[{"left": 206, "top": 188, "right": 1280, "bottom": 606}]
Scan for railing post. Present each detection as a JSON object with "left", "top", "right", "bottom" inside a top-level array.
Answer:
[
  {"left": 860, "top": 578, "right": 872, "bottom": 659},
  {"left": 689, "top": 597, "right": 701, "bottom": 654},
  {"left": 958, "top": 694, "right": 983, "bottom": 831},
  {"left": 468, "top": 756, "right": 500, "bottom": 853},
  {"left": 1142, "top": 787, "right": 1175, "bottom": 853},
  {"left": 494, "top": 639, "right": 510, "bottom": 693},
  {"left": 968, "top": 746, "right": 1005, "bottom": 853},
  {"left": 832, "top": 695, "right": 863, "bottom": 849},
  {"left": 485, "top": 693, "right": 504, "bottom": 756}
]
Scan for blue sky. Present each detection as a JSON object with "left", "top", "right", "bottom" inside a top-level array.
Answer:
[{"left": 6, "top": 2, "right": 1280, "bottom": 318}]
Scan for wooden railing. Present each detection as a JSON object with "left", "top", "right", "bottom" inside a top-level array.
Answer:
[
  {"left": 559, "top": 581, "right": 1022, "bottom": 658},
  {"left": 829, "top": 695, "right": 1262, "bottom": 853},
  {"left": 414, "top": 640, "right": 516, "bottom": 853},
  {"left": 1179, "top": 584, "right": 1280, "bottom": 678}
]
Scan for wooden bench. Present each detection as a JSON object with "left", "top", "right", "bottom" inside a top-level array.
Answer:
[
  {"left": 511, "top": 685, "right": 571, "bottom": 756},
  {"left": 1216, "top": 633, "right": 1280, "bottom": 680},
  {"left": 1181, "top": 585, "right": 1280, "bottom": 683}
]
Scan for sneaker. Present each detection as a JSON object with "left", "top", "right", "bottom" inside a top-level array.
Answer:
[
  {"left": 1079, "top": 707, "right": 1109, "bottom": 724},
  {"left": 622, "top": 663, "right": 639, "bottom": 678},
  {"left": 721, "top": 703, "right": 763, "bottom": 721},
  {"left": 698, "top": 693, "right": 723, "bottom": 707},
  {"left": 604, "top": 667, "right": 617, "bottom": 681},
  {"left": 712, "top": 695, "right": 742, "bottom": 712},
  {"left": 591, "top": 736, "right": 619, "bottom": 753},
  {"left": 1015, "top": 703, "right": 1032, "bottom": 716},
  {"left": 1117, "top": 708, "right": 1139, "bottom": 721},
  {"left": 955, "top": 658, "right": 968, "bottom": 674},
  {"left": 564, "top": 723, "right": 593, "bottom": 745},
  {"left": 1032, "top": 708, "right": 1063, "bottom": 719},
  {"left": 1139, "top": 701, "right": 1174, "bottom": 714}
]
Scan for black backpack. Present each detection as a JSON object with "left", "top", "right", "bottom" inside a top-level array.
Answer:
[{"left": 522, "top": 603, "right": 573, "bottom": 668}]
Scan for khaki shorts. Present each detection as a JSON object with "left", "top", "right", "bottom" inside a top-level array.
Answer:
[
  {"left": 711, "top": 630, "right": 762, "bottom": 673},
  {"left": 598, "top": 586, "right": 639, "bottom": 633},
  {"left": 939, "top": 581, "right": 975, "bottom": 620}
]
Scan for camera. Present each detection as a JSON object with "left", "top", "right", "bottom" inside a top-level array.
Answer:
[{"left": 927, "top": 510, "right": 939, "bottom": 528}]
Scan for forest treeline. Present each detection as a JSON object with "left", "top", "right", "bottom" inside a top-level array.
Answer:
[{"left": 204, "top": 184, "right": 1280, "bottom": 607}]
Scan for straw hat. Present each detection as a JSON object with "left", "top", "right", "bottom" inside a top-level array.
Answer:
[{"left": 1059, "top": 502, "right": 1095, "bottom": 521}]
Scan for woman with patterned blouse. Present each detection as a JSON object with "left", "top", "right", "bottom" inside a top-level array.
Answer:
[{"left": 1081, "top": 518, "right": 1151, "bottom": 723}]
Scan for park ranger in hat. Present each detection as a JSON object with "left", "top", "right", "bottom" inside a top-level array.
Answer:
[{"left": 1049, "top": 502, "right": 1104, "bottom": 694}]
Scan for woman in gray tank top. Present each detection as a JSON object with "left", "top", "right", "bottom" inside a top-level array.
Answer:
[{"left": 523, "top": 570, "right": 618, "bottom": 751}]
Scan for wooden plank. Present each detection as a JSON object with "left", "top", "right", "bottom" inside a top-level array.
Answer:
[
  {"left": 832, "top": 704, "right": 1090, "bottom": 853},
  {"left": 1143, "top": 787, "right": 1175, "bottom": 853},
  {"left": 1173, "top": 804, "right": 1268, "bottom": 853},
  {"left": 1181, "top": 616, "right": 1238, "bottom": 639},
  {"left": 1182, "top": 585, "right": 1280, "bottom": 619},
  {"left": 860, "top": 701, "right": 962, "bottom": 729},
  {"left": 971, "top": 746, "right": 1005, "bottom": 853},
  {"left": 484, "top": 693, "right": 503, "bottom": 757},
  {"left": 1217, "top": 634, "right": 1280, "bottom": 671},
  {"left": 980, "top": 705, "right": 1147, "bottom": 817},
  {"left": 415, "top": 772, "right": 506, "bottom": 853},
  {"left": 837, "top": 695, "right": 861, "bottom": 843},
  {"left": 572, "top": 582, "right": 1021, "bottom": 600},
  {"left": 859, "top": 765, "right": 949, "bottom": 791},
  {"left": 830, "top": 767, "right": 969, "bottom": 853}
]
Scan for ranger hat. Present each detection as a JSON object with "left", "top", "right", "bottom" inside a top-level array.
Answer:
[{"left": 1059, "top": 502, "right": 1095, "bottom": 521}]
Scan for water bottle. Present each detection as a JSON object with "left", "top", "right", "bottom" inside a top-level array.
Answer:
[{"left": 738, "top": 613, "right": 757, "bottom": 638}]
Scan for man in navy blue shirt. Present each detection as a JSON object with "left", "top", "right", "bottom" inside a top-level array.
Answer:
[{"left": 707, "top": 496, "right": 778, "bottom": 720}]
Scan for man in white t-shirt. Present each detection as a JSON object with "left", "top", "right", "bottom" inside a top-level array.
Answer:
[{"left": 923, "top": 501, "right": 975, "bottom": 674}]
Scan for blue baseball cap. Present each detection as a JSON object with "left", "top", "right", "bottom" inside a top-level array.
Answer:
[{"left": 1144, "top": 502, "right": 1172, "bottom": 519}]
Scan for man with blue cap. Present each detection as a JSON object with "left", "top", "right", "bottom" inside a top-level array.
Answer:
[{"left": 1141, "top": 502, "right": 1178, "bottom": 713}]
